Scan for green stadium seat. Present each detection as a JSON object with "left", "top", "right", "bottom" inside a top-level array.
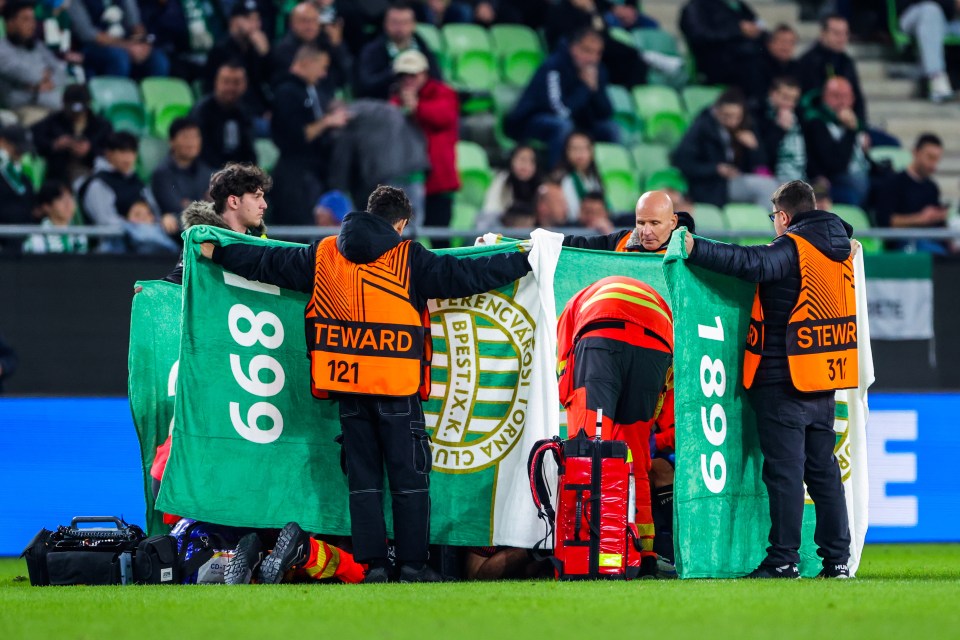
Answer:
[
  {"left": 633, "top": 28, "right": 679, "bottom": 56},
  {"left": 632, "top": 86, "right": 684, "bottom": 120},
  {"left": 449, "top": 197, "right": 481, "bottom": 248},
  {"left": 692, "top": 203, "right": 726, "bottom": 235},
  {"left": 631, "top": 143, "right": 671, "bottom": 181},
  {"left": 607, "top": 85, "right": 642, "bottom": 142},
  {"left": 645, "top": 167, "right": 687, "bottom": 193},
  {"left": 643, "top": 112, "right": 688, "bottom": 147},
  {"left": 501, "top": 50, "right": 542, "bottom": 87},
  {"left": 456, "top": 141, "right": 493, "bottom": 209},
  {"left": 603, "top": 173, "right": 640, "bottom": 214},
  {"left": 141, "top": 77, "right": 194, "bottom": 137},
  {"left": 724, "top": 203, "right": 774, "bottom": 245},
  {"left": 21, "top": 154, "right": 46, "bottom": 190},
  {"left": 608, "top": 26, "right": 636, "bottom": 48},
  {"left": 490, "top": 24, "right": 542, "bottom": 58},
  {"left": 870, "top": 145, "right": 912, "bottom": 172},
  {"left": 682, "top": 85, "right": 724, "bottom": 117},
  {"left": 416, "top": 23, "right": 443, "bottom": 54},
  {"left": 492, "top": 84, "right": 522, "bottom": 150},
  {"left": 832, "top": 204, "right": 882, "bottom": 253},
  {"left": 454, "top": 50, "right": 497, "bottom": 91},
  {"left": 89, "top": 76, "right": 141, "bottom": 112},
  {"left": 442, "top": 23, "right": 491, "bottom": 58},
  {"left": 594, "top": 142, "right": 636, "bottom": 177},
  {"left": 105, "top": 103, "right": 147, "bottom": 135},
  {"left": 137, "top": 136, "right": 169, "bottom": 182},
  {"left": 255, "top": 138, "right": 280, "bottom": 174}
]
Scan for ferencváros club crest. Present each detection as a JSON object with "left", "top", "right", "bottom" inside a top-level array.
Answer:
[{"left": 425, "top": 290, "right": 536, "bottom": 474}]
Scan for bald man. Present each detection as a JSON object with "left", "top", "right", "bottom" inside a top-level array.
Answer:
[{"left": 562, "top": 190, "right": 695, "bottom": 253}]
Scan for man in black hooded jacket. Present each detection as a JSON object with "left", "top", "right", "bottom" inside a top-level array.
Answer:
[
  {"left": 198, "top": 185, "right": 531, "bottom": 584},
  {"left": 684, "top": 179, "right": 855, "bottom": 579}
]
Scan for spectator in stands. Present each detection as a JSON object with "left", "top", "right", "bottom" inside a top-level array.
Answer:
[
  {"left": 138, "top": 0, "right": 215, "bottom": 73},
  {"left": 545, "top": 0, "right": 648, "bottom": 88},
  {"left": 477, "top": 144, "right": 542, "bottom": 230},
  {"left": 31, "top": 84, "right": 112, "bottom": 184},
  {"left": 389, "top": 50, "right": 459, "bottom": 246},
  {"left": 123, "top": 198, "right": 179, "bottom": 254},
  {"left": 0, "top": 125, "right": 37, "bottom": 252},
  {"left": 756, "top": 76, "right": 807, "bottom": 184},
  {"left": 552, "top": 131, "right": 604, "bottom": 222},
  {"left": 0, "top": 331, "right": 17, "bottom": 394},
  {"left": 151, "top": 117, "right": 212, "bottom": 226},
  {"left": 577, "top": 190, "right": 614, "bottom": 234},
  {"left": 205, "top": 0, "right": 272, "bottom": 121},
  {"left": 758, "top": 24, "right": 800, "bottom": 101},
  {"left": 413, "top": 0, "right": 473, "bottom": 26},
  {"left": 680, "top": 0, "right": 766, "bottom": 97},
  {"left": 314, "top": 189, "right": 351, "bottom": 227},
  {"left": 193, "top": 61, "right": 258, "bottom": 170},
  {"left": 604, "top": 0, "right": 659, "bottom": 29},
  {"left": 874, "top": 133, "right": 950, "bottom": 253},
  {"left": 812, "top": 176, "right": 833, "bottom": 211},
  {"left": 468, "top": 1, "right": 525, "bottom": 26},
  {"left": 79, "top": 131, "right": 161, "bottom": 231},
  {"left": 0, "top": 1, "right": 69, "bottom": 125},
  {"left": 506, "top": 28, "right": 618, "bottom": 169},
  {"left": 671, "top": 88, "right": 777, "bottom": 208},
  {"left": 68, "top": 0, "right": 171, "bottom": 78},
  {"left": 796, "top": 14, "right": 866, "bottom": 122},
  {"left": 355, "top": 2, "right": 442, "bottom": 100},
  {"left": 499, "top": 202, "right": 537, "bottom": 229},
  {"left": 272, "top": 2, "right": 352, "bottom": 95},
  {"left": 22, "top": 181, "right": 88, "bottom": 254},
  {"left": 802, "top": 76, "right": 870, "bottom": 206},
  {"left": 271, "top": 44, "right": 349, "bottom": 225},
  {"left": 535, "top": 181, "right": 569, "bottom": 228},
  {"left": 895, "top": 1, "right": 960, "bottom": 102}
]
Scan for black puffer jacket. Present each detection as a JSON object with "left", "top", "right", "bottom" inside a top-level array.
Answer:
[{"left": 688, "top": 209, "right": 853, "bottom": 387}]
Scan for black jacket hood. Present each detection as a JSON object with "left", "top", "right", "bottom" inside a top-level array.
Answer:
[
  {"left": 786, "top": 209, "right": 853, "bottom": 262},
  {"left": 337, "top": 211, "right": 402, "bottom": 264}
]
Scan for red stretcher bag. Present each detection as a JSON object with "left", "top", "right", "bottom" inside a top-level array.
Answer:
[{"left": 528, "top": 423, "right": 643, "bottom": 580}]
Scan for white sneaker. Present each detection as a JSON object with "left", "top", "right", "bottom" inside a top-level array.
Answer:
[{"left": 929, "top": 73, "right": 954, "bottom": 103}]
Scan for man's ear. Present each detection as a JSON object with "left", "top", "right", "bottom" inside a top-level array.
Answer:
[{"left": 671, "top": 213, "right": 679, "bottom": 229}]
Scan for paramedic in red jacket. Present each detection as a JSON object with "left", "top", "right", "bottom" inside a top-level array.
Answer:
[
  {"left": 389, "top": 49, "right": 460, "bottom": 245},
  {"left": 557, "top": 276, "right": 675, "bottom": 575}
]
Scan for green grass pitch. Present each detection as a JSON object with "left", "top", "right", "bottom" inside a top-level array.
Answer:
[{"left": 2, "top": 544, "right": 959, "bottom": 640}]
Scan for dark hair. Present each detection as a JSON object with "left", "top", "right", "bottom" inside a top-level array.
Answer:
[
  {"left": 771, "top": 180, "right": 816, "bottom": 217},
  {"left": 507, "top": 144, "right": 541, "bottom": 205},
  {"left": 209, "top": 163, "right": 273, "bottom": 214},
  {"left": 770, "top": 23, "right": 796, "bottom": 37},
  {"left": 293, "top": 43, "right": 329, "bottom": 64},
  {"left": 385, "top": 1, "right": 414, "bottom": 16},
  {"left": 217, "top": 59, "right": 248, "bottom": 75},
  {"left": 105, "top": 131, "right": 139, "bottom": 152},
  {"left": 715, "top": 87, "right": 747, "bottom": 109},
  {"left": 366, "top": 185, "right": 413, "bottom": 224},
  {"left": 581, "top": 190, "right": 606, "bottom": 205},
  {"left": 36, "top": 181, "right": 70, "bottom": 207},
  {"left": 2, "top": 1, "right": 34, "bottom": 21},
  {"left": 168, "top": 117, "right": 200, "bottom": 141},
  {"left": 915, "top": 133, "right": 943, "bottom": 152},
  {"left": 770, "top": 76, "right": 800, "bottom": 92},
  {"left": 820, "top": 13, "right": 846, "bottom": 31},
  {"left": 63, "top": 83, "right": 91, "bottom": 106},
  {"left": 554, "top": 131, "right": 600, "bottom": 182},
  {"left": 570, "top": 26, "right": 604, "bottom": 46}
]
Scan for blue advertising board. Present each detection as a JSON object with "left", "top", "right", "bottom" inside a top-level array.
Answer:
[{"left": 0, "top": 394, "right": 957, "bottom": 555}]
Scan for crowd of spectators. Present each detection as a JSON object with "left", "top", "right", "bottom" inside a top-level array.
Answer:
[{"left": 0, "top": 0, "right": 955, "bottom": 255}]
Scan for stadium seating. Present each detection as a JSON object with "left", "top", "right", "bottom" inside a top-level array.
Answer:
[
  {"left": 645, "top": 167, "right": 687, "bottom": 193},
  {"left": 416, "top": 23, "right": 450, "bottom": 76},
  {"left": 631, "top": 143, "right": 671, "bottom": 182},
  {"left": 833, "top": 204, "right": 883, "bottom": 253},
  {"left": 633, "top": 28, "right": 679, "bottom": 56},
  {"left": 632, "top": 85, "right": 685, "bottom": 120},
  {"left": 643, "top": 111, "right": 688, "bottom": 147},
  {"left": 137, "top": 136, "right": 169, "bottom": 182},
  {"left": 88, "top": 76, "right": 147, "bottom": 134},
  {"left": 442, "top": 24, "right": 496, "bottom": 110},
  {"left": 490, "top": 24, "right": 543, "bottom": 87},
  {"left": 682, "top": 85, "right": 724, "bottom": 118},
  {"left": 456, "top": 140, "right": 493, "bottom": 209},
  {"left": 492, "top": 84, "right": 522, "bottom": 150},
  {"left": 870, "top": 146, "right": 912, "bottom": 172},
  {"left": 885, "top": 0, "right": 960, "bottom": 52},
  {"left": 692, "top": 203, "right": 727, "bottom": 235},
  {"left": 21, "top": 153, "right": 46, "bottom": 190},
  {"left": 140, "top": 77, "right": 194, "bottom": 138},
  {"left": 724, "top": 203, "right": 774, "bottom": 245},
  {"left": 254, "top": 138, "right": 280, "bottom": 174},
  {"left": 596, "top": 142, "right": 641, "bottom": 213},
  {"left": 607, "top": 85, "right": 642, "bottom": 142}
]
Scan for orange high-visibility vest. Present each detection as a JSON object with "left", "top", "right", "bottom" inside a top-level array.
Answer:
[
  {"left": 614, "top": 233, "right": 667, "bottom": 254},
  {"left": 742, "top": 233, "right": 858, "bottom": 392},
  {"left": 306, "top": 237, "right": 432, "bottom": 399}
]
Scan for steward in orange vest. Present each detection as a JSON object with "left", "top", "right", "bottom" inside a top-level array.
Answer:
[
  {"left": 562, "top": 190, "right": 695, "bottom": 254},
  {"left": 557, "top": 276, "right": 676, "bottom": 577},
  {"left": 685, "top": 180, "right": 855, "bottom": 579},
  {"left": 203, "top": 186, "right": 531, "bottom": 583}
]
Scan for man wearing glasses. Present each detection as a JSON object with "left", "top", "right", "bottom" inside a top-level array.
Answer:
[{"left": 684, "top": 180, "right": 858, "bottom": 579}]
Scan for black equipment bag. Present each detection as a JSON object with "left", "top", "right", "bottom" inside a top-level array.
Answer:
[
  {"left": 21, "top": 516, "right": 145, "bottom": 586},
  {"left": 134, "top": 535, "right": 181, "bottom": 584}
]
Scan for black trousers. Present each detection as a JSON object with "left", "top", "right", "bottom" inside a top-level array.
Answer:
[
  {"left": 337, "top": 394, "right": 432, "bottom": 565},
  {"left": 748, "top": 383, "right": 851, "bottom": 567}
]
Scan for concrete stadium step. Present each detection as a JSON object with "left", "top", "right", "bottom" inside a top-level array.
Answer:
[
  {"left": 862, "top": 78, "right": 916, "bottom": 99},
  {"left": 883, "top": 116, "right": 960, "bottom": 141},
  {"left": 643, "top": 0, "right": 799, "bottom": 38},
  {"left": 867, "top": 98, "right": 959, "bottom": 121}
]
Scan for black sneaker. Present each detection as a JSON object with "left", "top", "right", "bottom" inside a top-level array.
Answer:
[
  {"left": 744, "top": 563, "right": 800, "bottom": 579},
  {"left": 224, "top": 533, "right": 262, "bottom": 585},
  {"left": 362, "top": 566, "right": 391, "bottom": 584},
  {"left": 638, "top": 555, "right": 659, "bottom": 580},
  {"left": 398, "top": 564, "right": 443, "bottom": 583},
  {"left": 258, "top": 522, "right": 312, "bottom": 584},
  {"left": 817, "top": 563, "right": 850, "bottom": 579}
]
